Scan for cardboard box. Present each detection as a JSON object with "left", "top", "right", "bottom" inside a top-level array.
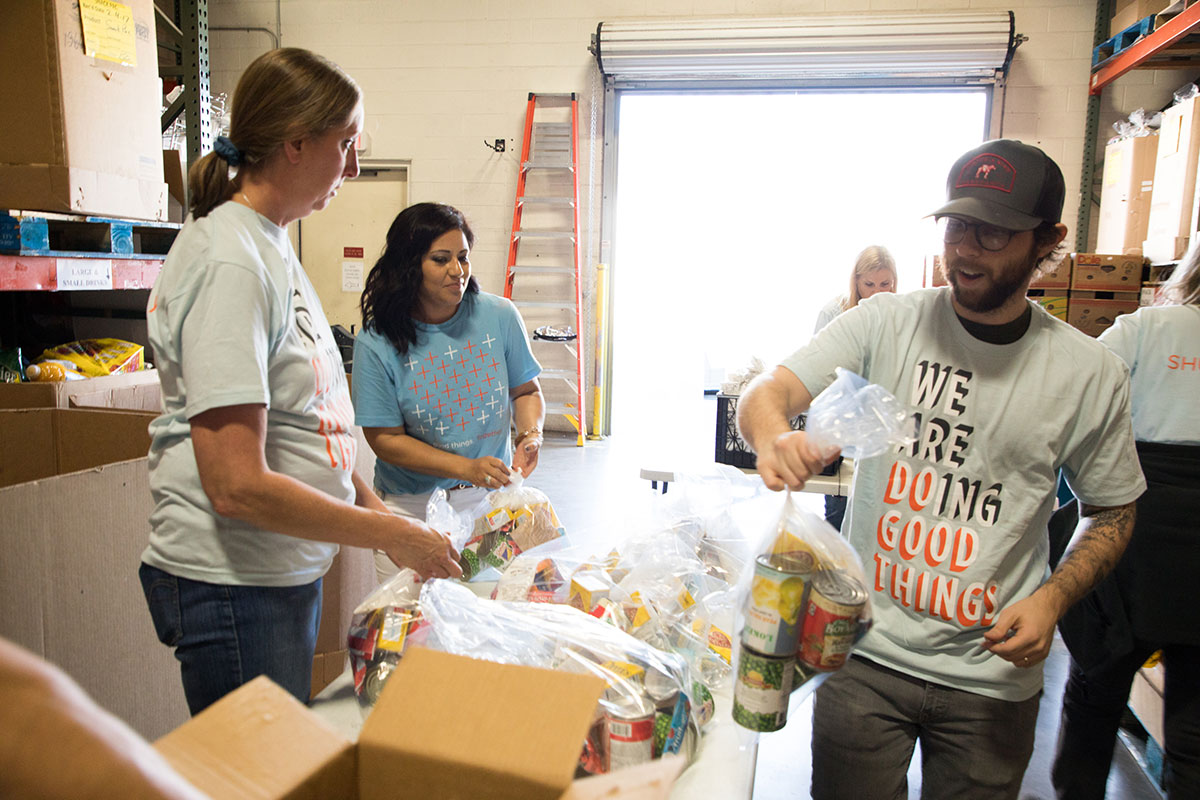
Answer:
[
  {"left": 1070, "top": 253, "right": 1146, "bottom": 291},
  {"left": 923, "top": 254, "right": 948, "bottom": 287},
  {"left": 163, "top": 149, "right": 186, "bottom": 224},
  {"left": 1066, "top": 290, "right": 1140, "bottom": 337},
  {"left": 0, "top": 368, "right": 161, "bottom": 411},
  {"left": 0, "top": 407, "right": 189, "bottom": 739},
  {"left": 1027, "top": 290, "right": 1068, "bottom": 321},
  {"left": 1096, "top": 136, "right": 1158, "bottom": 256},
  {"left": 1110, "top": 1, "right": 1169, "bottom": 36},
  {"left": 1130, "top": 662, "right": 1165, "bottom": 747},
  {"left": 1144, "top": 95, "right": 1200, "bottom": 262},
  {"left": 1030, "top": 255, "right": 1073, "bottom": 290},
  {"left": 156, "top": 648, "right": 686, "bottom": 800},
  {"left": 0, "top": 0, "right": 168, "bottom": 220}
]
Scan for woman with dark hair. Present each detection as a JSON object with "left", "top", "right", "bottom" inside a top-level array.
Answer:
[
  {"left": 141, "top": 50, "right": 461, "bottom": 716},
  {"left": 353, "top": 202, "right": 545, "bottom": 582},
  {"left": 1051, "top": 246, "right": 1200, "bottom": 799}
]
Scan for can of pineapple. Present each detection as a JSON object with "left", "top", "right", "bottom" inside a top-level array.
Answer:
[{"left": 742, "top": 555, "right": 809, "bottom": 656}]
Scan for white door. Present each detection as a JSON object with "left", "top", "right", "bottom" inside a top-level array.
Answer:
[{"left": 292, "top": 165, "right": 409, "bottom": 332}]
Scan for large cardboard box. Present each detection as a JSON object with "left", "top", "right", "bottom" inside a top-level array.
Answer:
[
  {"left": 0, "top": 408, "right": 189, "bottom": 738},
  {"left": 1027, "top": 289, "right": 1068, "bottom": 321},
  {"left": 1070, "top": 253, "right": 1146, "bottom": 291},
  {"left": 1096, "top": 136, "right": 1158, "bottom": 255},
  {"left": 1144, "top": 95, "right": 1200, "bottom": 262},
  {"left": 0, "top": 0, "right": 168, "bottom": 220},
  {"left": 156, "top": 648, "right": 686, "bottom": 800},
  {"left": 0, "top": 368, "right": 161, "bottom": 411},
  {"left": 1030, "top": 255, "right": 1073, "bottom": 290},
  {"left": 1110, "top": 1, "right": 1170, "bottom": 36},
  {"left": 1066, "top": 290, "right": 1140, "bottom": 337}
]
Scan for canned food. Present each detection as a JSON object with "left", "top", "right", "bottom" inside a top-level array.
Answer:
[
  {"left": 732, "top": 646, "right": 795, "bottom": 732},
  {"left": 605, "top": 694, "right": 655, "bottom": 770},
  {"left": 743, "top": 555, "right": 808, "bottom": 656},
  {"left": 798, "top": 570, "right": 868, "bottom": 672}
]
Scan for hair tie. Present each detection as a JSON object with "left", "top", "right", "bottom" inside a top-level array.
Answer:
[{"left": 213, "top": 135, "right": 243, "bottom": 167}]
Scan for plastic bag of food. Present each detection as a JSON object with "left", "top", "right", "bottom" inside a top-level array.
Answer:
[
  {"left": 732, "top": 491, "right": 873, "bottom": 733},
  {"left": 429, "top": 470, "right": 566, "bottom": 581},
  {"left": 805, "top": 367, "right": 915, "bottom": 460},
  {"left": 419, "top": 580, "right": 700, "bottom": 774},
  {"left": 346, "top": 568, "right": 429, "bottom": 709},
  {"left": 27, "top": 338, "right": 144, "bottom": 381}
]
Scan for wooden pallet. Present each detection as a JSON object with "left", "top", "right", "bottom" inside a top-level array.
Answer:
[
  {"left": 1094, "top": 16, "right": 1158, "bottom": 67},
  {"left": 0, "top": 210, "right": 180, "bottom": 260}
]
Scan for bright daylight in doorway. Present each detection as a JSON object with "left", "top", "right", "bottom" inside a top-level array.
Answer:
[{"left": 610, "top": 90, "right": 989, "bottom": 461}]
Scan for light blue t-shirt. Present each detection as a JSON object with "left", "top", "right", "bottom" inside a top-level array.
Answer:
[
  {"left": 1098, "top": 304, "right": 1200, "bottom": 445},
  {"left": 142, "top": 201, "right": 354, "bottom": 586},
  {"left": 352, "top": 291, "right": 540, "bottom": 496},
  {"left": 781, "top": 288, "right": 1145, "bottom": 701}
]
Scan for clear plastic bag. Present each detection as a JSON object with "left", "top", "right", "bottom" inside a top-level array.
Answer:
[
  {"left": 346, "top": 568, "right": 429, "bottom": 709},
  {"left": 428, "top": 470, "right": 566, "bottom": 581},
  {"left": 419, "top": 580, "right": 701, "bottom": 774},
  {"left": 805, "top": 367, "right": 915, "bottom": 460},
  {"left": 732, "top": 491, "right": 873, "bottom": 732}
]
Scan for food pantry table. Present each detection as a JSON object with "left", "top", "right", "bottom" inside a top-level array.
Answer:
[{"left": 309, "top": 577, "right": 759, "bottom": 799}]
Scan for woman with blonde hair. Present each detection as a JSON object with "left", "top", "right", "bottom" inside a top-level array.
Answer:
[
  {"left": 813, "top": 245, "right": 898, "bottom": 333},
  {"left": 140, "top": 48, "right": 460, "bottom": 716}
]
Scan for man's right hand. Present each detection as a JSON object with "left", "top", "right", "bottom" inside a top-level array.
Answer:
[
  {"left": 384, "top": 518, "right": 463, "bottom": 580},
  {"left": 756, "top": 430, "right": 840, "bottom": 492}
]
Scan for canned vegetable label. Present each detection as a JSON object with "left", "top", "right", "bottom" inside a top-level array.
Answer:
[
  {"left": 743, "top": 555, "right": 808, "bottom": 656},
  {"left": 798, "top": 570, "right": 867, "bottom": 672},
  {"left": 732, "top": 647, "right": 794, "bottom": 732}
]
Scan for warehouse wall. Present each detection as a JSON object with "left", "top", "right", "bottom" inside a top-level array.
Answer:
[{"left": 204, "top": 0, "right": 1191, "bottom": 417}]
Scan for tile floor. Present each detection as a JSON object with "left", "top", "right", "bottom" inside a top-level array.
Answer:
[{"left": 531, "top": 427, "right": 1164, "bottom": 800}]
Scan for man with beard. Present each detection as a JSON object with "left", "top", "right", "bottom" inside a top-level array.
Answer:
[{"left": 737, "top": 139, "right": 1145, "bottom": 799}]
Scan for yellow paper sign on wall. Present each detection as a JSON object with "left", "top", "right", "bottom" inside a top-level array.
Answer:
[{"left": 79, "top": 0, "right": 137, "bottom": 66}]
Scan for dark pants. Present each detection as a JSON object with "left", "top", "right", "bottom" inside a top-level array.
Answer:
[
  {"left": 1053, "top": 641, "right": 1200, "bottom": 799},
  {"left": 139, "top": 562, "right": 322, "bottom": 715},
  {"left": 824, "top": 494, "right": 847, "bottom": 531},
  {"left": 812, "top": 656, "right": 1040, "bottom": 800}
]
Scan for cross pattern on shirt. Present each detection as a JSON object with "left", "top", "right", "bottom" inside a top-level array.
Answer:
[{"left": 404, "top": 333, "right": 504, "bottom": 437}]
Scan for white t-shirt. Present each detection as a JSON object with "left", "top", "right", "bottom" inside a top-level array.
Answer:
[
  {"left": 142, "top": 201, "right": 355, "bottom": 586},
  {"left": 781, "top": 288, "right": 1145, "bottom": 701},
  {"left": 1098, "top": 304, "right": 1200, "bottom": 445},
  {"left": 814, "top": 296, "right": 848, "bottom": 335}
]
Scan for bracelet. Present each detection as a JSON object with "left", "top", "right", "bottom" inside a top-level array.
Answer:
[{"left": 514, "top": 427, "right": 542, "bottom": 444}]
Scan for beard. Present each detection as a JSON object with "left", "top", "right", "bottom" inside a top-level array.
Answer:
[{"left": 941, "top": 241, "right": 1040, "bottom": 314}]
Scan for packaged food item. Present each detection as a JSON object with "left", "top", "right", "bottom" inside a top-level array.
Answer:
[
  {"left": 346, "top": 569, "right": 428, "bottom": 709},
  {"left": 429, "top": 470, "right": 566, "bottom": 581},
  {"left": 0, "top": 347, "right": 27, "bottom": 383},
  {"left": 26, "top": 338, "right": 145, "bottom": 381}
]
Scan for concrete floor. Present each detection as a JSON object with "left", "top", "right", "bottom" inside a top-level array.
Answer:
[{"left": 530, "top": 428, "right": 1164, "bottom": 800}]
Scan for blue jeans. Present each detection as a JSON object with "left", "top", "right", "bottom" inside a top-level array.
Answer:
[
  {"left": 1053, "top": 641, "right": 1200, "bottom": 799},
  {"left": 811, "top": 656, "right": 1041, "bottom": 800},
  {"left": 139, "top": 562, "right": 322, "bottom": 715}
]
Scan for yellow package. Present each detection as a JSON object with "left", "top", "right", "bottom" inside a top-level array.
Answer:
[{"left": 37, "top": 338, "right": 144, "bottom": 378}]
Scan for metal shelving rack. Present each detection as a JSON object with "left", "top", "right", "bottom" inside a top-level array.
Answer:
[{"left": 1079, "top": 1, "right": 1200, "bottom": 248}]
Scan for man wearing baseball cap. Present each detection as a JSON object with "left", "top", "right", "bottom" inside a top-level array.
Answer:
[{"left": 738, "top": 140, "right": 1145, "bottom": 798}]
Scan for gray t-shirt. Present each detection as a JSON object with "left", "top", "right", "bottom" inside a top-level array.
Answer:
[
  {"left": 781, "top": 288, "right": 1145, "bottom": 701},
  {"left": 142, "top": 201, "right": 354, "bottom": 586},
  {"left": 1098, "top": 304, "right": 1200, "bottom": 445}
]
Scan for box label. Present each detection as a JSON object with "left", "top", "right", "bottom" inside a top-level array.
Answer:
[
  {"left": 56, "top": 259, "right": 113, "bottom": 290},
  {"left": 79, "top": 0, "right": 138, "bottom": 66}
]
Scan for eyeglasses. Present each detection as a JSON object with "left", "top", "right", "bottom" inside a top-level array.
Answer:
[{"left": 939, "top": 217, "right": 1015, "bottom": 252}]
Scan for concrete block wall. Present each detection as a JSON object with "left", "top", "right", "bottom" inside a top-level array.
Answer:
[{"left": 205, "top": 0, "right": 1190, "bottom": 423}]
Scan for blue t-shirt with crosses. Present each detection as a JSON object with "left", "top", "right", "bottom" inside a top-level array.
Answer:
[{"left": 352, "top": 291, "right": 541, "bottom": 496}]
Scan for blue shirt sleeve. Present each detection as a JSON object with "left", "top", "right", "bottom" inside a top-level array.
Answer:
[
  {"left": 352, "top": 332, "right": 406, "bottom": 428},
  {"left": 501, "top": 301, "right": 541, "bottom": 388}
]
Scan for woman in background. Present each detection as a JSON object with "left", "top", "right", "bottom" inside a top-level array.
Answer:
[
  {"left": 812, "top": 245, "right": 898, "bottom": 529},
  {"left": 1051, "top": 247, "right": 1200, "bottom": 799},
  {"left": 353, "top": 202, "right": 545, "bottom": 582},
  {"left": 141, "top": 49, "right": 460, "bottom": 716}
]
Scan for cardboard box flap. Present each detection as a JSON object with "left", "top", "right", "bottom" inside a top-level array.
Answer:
[
  {"left": 560, "top": 756, "right": 686, "bottom": 800},
  {"left": 359, "top": 647, "right": 606, "bottom": 800},
  {"left": 0, "top": 408, "right": 154, "bottom": 488},
  {"left": 155, "top": 676, "right": 355, "bottom": 800}
]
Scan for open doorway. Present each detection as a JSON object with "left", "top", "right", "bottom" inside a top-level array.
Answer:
[{"left": 609, "top": 89, "right": 989, "bottom": 463}]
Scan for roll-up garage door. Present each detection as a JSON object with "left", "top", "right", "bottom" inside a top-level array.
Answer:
[{"left": 591, "top": 12, "right": 1016, "bottom": 86}]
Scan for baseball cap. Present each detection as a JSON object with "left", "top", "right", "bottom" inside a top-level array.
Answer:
[{"left": 928, "top": 139, "right": 1065, "bottom": 231}]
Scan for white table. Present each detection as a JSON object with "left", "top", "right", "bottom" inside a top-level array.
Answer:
[{"left": 640, "top": 459, "right": 855, "bottom": 496}]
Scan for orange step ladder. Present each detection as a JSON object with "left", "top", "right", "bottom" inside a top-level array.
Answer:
[{"left": 503, "top": 92, "right": 586, "bottom": 446}]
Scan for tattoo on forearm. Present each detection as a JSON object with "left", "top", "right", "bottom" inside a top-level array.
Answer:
[{"left": 1047, "top": 503, "right": 1136, "bottom": 609}]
